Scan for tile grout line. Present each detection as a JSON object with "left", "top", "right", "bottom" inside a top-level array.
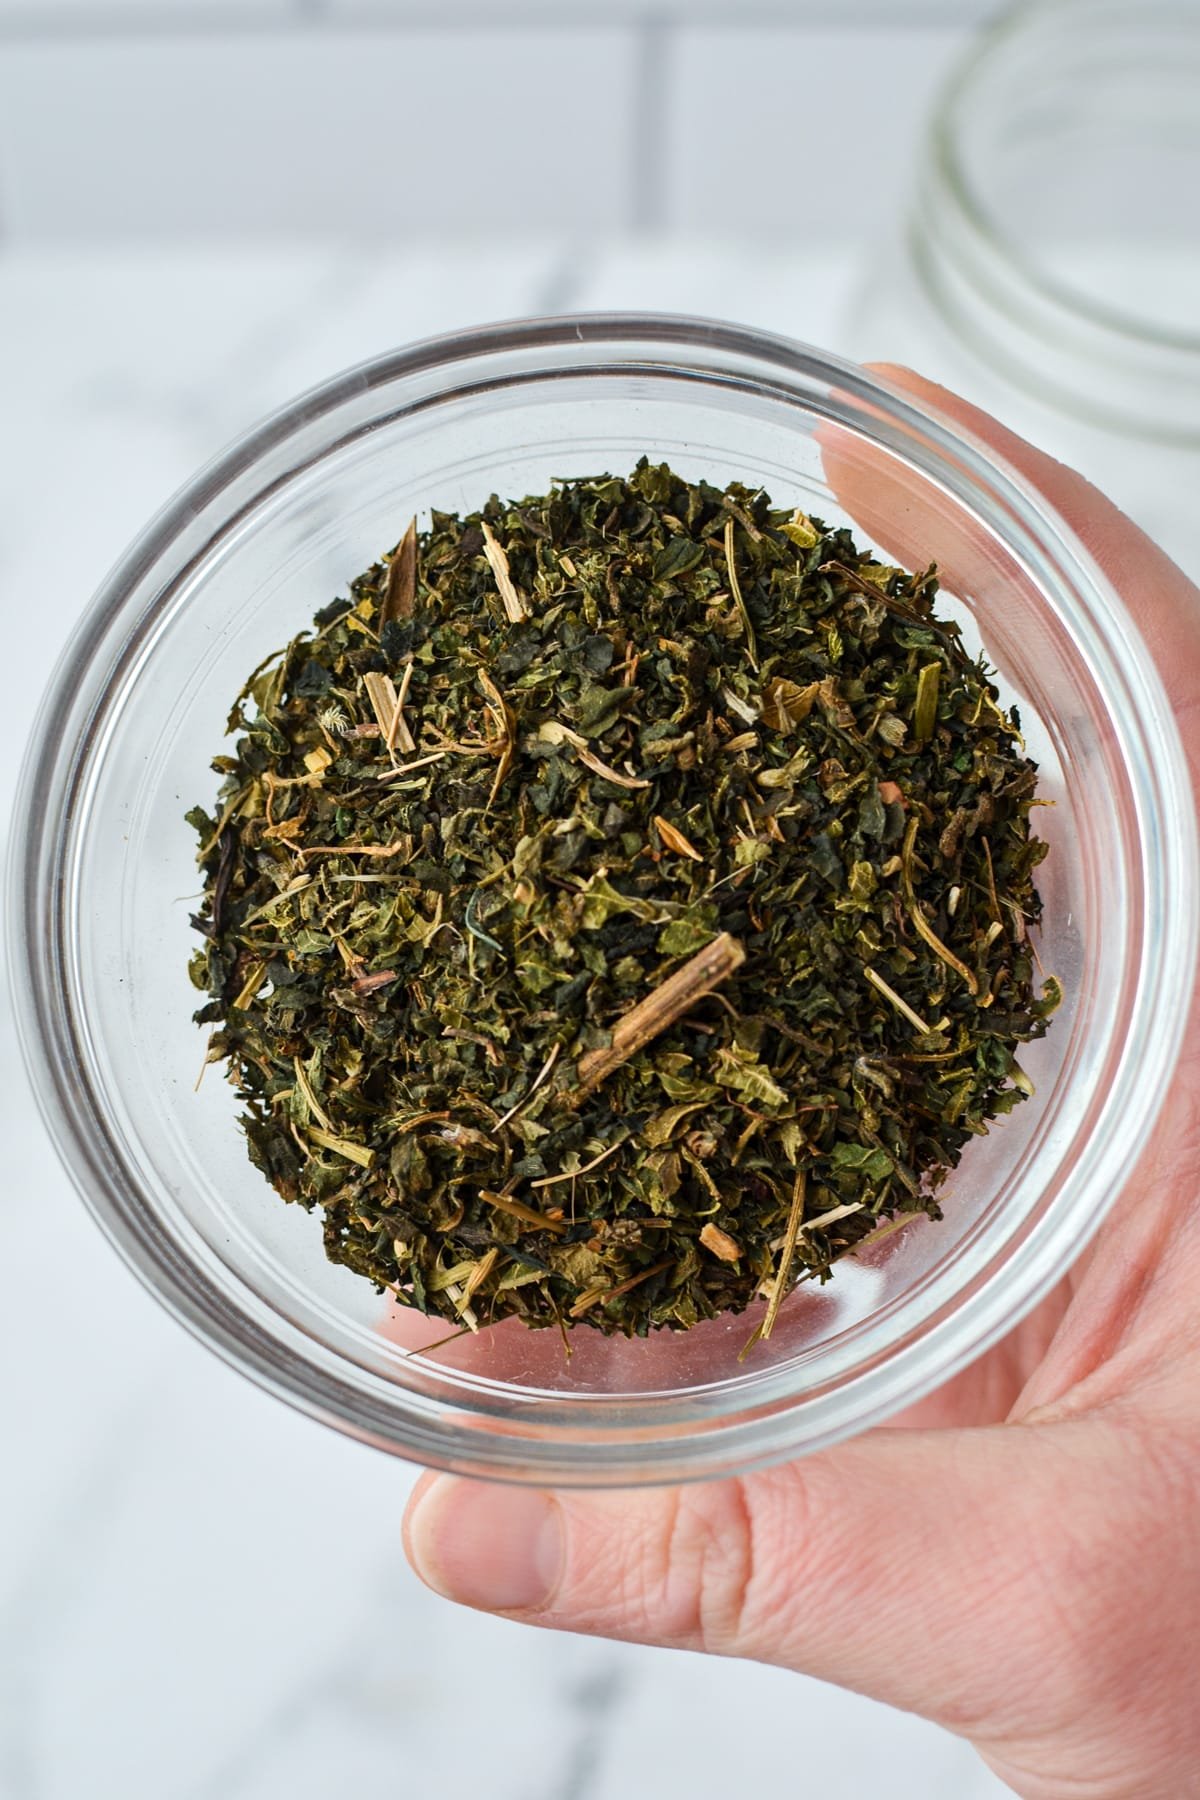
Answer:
[
  {"left": 0, "top": 5, "right": 994, "bottom": 44},
  {"left": 629, "top": 12, "right": 671, "bottom": 235}
]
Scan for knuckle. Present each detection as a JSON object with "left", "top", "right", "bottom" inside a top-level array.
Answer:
[
  {"left": 689, "top": 1482, "right": 759, "bottom": 1656},
  {"left": 651, "top": 1471, "right": 815, "bottom": 1659},
  {"left": 638, "top": 1482, "right": 760, "bottom": 1655}
]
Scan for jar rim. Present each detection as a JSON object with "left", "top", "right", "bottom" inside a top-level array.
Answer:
[{"left": 926, "top": 0, "right": 1200, "bottom": 363}]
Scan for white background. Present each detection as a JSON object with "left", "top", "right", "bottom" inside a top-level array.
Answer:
[{"left": 0, "top": 4, "right": 1112, "bottom": 1797}]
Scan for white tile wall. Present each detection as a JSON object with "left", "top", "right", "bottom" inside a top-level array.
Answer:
[
  {"left": 0, "top": 6, "right": 992, "bottom": 240},
  {"left": 665, "top": 25, "right": 965, "bottom": 237},
  {"left": 0, "top": 0, "right": 1007, "bottom": 20},
  {"left": 0, "top": 0, "right": 294, "bottom": 21},
  {"left": 324, "top": 0, "right": 994, "bottom": 17},
  {"left": 0, "top": 0, "right": 1001, "bottom": 19},
  {"left": 0, "top": 29, "right": 638, "bottom": 237}
]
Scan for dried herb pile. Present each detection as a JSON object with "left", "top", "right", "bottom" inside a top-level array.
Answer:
[{"left": 188, "top": 461, "right": 1059, "bottom": 1340}]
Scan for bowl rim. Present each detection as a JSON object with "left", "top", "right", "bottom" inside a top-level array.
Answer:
[{"left": 9, "top": 311, "right": 1197, "bottom": 1485}]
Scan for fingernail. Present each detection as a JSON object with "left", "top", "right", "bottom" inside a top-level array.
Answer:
[{"left": 407, "top": 1476, "right": 564, "bottom": 1613}]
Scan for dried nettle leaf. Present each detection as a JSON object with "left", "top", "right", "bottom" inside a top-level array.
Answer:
[{"left": 187, "top": 462, "right": 1058, "bottom": 1338}]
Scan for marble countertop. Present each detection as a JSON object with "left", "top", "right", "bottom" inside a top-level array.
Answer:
[{"left": 0, "top": 241, "right": 1018, "bottom": 1800}]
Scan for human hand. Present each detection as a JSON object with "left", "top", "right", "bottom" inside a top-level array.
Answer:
[{"left": 402, "top": 369, "right": 1200, "bottom": 1800}]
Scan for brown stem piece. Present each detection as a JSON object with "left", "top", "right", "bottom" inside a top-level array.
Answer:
[
  {"left": 723, "top": 517, "right": 759, "bottom": 670},
  {"left": 900, "top": 816, "right": 979, "bottom": 996},
  {"left": 569, "top": 1256, "right": 674, "bottom": 1320},
  {"left": 362, "top": 671, "right": 414, "bottom": 764},
  {"left": 380, "top": 517, "right": 418, "bottom": 625},
  {"left": 819, "top": 559, "right": 942, "bottom": 630},
  {"left": 573, "top": 932, "right": 746, "bottom": 1098},
  {"left": 480, "top": 520, "right": 529, "bottom": 623},
  {"left": 761, "top": 1169, "right": 806, "bottom": 1341},
  {"left": 479, "top": 1188, "right": 568, "bottom": 1236}
]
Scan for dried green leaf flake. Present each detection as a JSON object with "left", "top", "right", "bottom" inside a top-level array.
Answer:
[{"left": 187, "top": 461, "right": 1056, "bottom": 1337}]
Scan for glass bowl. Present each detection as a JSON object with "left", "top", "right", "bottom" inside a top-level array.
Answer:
[{"left": 9, "top": 316, "right": 1195, "bottom": 1486}]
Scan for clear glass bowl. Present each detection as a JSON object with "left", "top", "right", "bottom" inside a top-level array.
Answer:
[
  {"left": 847, "top": 0, "right": 1200, "bottom": 582},
  {"left": 9, "top": 316, "right": 1195, "bottom": 1485}
]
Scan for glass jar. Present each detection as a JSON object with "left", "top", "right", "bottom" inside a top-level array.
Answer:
[
  {"left": 847, "top": 0, "right": 1200, "bottom": 581},
  {"left": 8, "top": 317, "right": 1195, "bottom": 1484}
]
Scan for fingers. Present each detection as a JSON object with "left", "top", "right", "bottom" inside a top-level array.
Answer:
[
  {"left": 403, "top": 1425, "right": 1088, "bottom": 1734},
  {"left": 836, "top": 365, "right": 1200, "bottom": 751}
]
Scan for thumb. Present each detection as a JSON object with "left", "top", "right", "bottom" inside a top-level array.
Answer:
[{"left": 403, "top": 1422, "right": 1098, "bottom": 1733}]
